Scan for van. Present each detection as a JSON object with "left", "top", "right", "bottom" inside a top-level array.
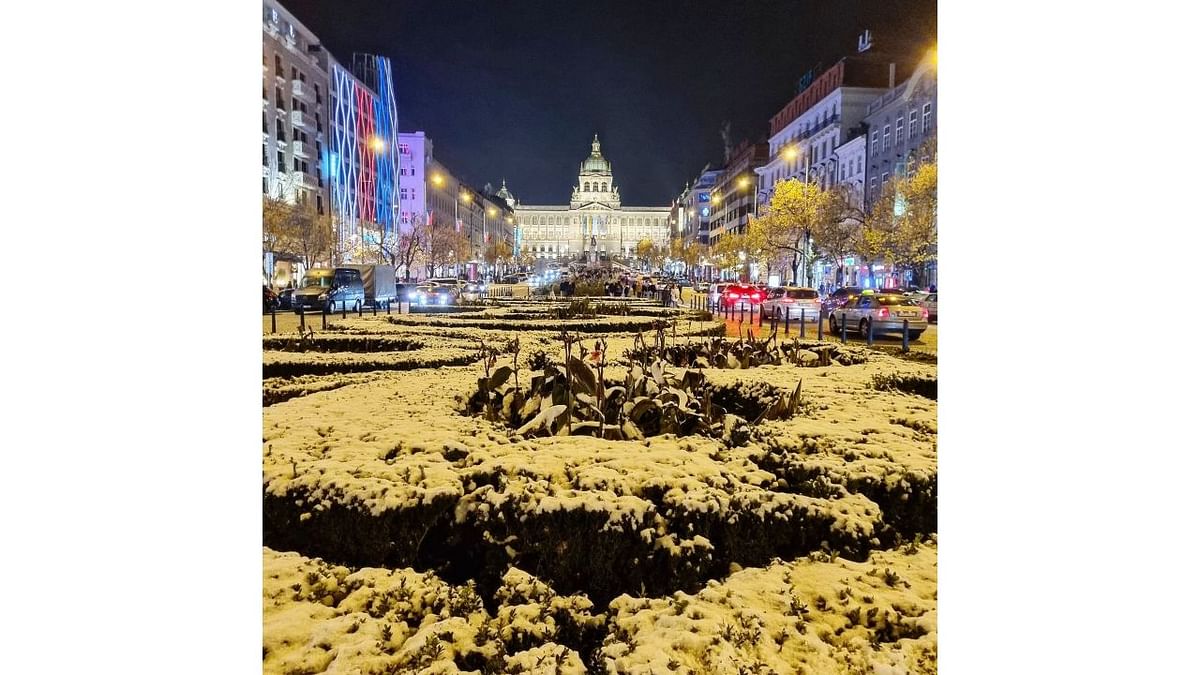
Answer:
[{"left": 292, "top": 268, "right": 366, "bottom": 313}]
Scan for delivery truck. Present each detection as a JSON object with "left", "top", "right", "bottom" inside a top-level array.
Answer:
[{"left": 342, "top": 264, "right": 397, "bottom": 308}]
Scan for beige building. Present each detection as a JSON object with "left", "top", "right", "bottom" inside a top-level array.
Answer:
[{"left": 514, "top": 136, "right": 670, "bottom": 260}]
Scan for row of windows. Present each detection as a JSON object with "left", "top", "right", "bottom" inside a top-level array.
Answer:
[
  {"left": 267, "top": 53, "right": 323, "bottom": 103},
  {"left": 582, "top": 181, "right": 610, "bottom": 192},
  {"left": 871, "top": 103, "right": 933, "bottom": 155},
  {"left": 776, "top": 104, "right": 839, "bottom": 153},
  {"left": 522, "top": 215, "right": 664, "bottom": 227}
]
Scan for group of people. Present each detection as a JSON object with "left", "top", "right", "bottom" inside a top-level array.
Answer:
[{"left": 552, "top": 270, "right": 685, "bottom": 307}]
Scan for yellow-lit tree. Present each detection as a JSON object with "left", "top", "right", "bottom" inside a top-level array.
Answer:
[
  {"left": 757, "top": 179, "right": 842, "bottom": 285},
  {"left": 865, "top": 140, "right": 937, "bottom": 287}
]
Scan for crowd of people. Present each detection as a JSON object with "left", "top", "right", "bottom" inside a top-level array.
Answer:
[{"left": 553, "top": 269, "right": 685, "bottom": 306}]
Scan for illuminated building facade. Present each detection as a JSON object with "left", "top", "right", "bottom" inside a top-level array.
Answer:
[{"left": 327, "top": 55, "right": 403, "bottom": 261}]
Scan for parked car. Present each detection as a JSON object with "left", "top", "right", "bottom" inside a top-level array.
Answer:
[
  {"left": 822, "top": 287, "right": 862, "bottom": 314},
  {"left": 263, "top": 285, "right": 279, "bottom": 313},
  {"left": 762, "top": 286, "right": 822, "bottom": 320},
  {"left": 705, "top": 279, "right": 734, "bottom": 306},
  {"left": 828, "top": 291, "right": 928, "bottom": 339},
  {"left": 426, "top": 277, "right": 468, "bottom": 291},
  {"left": 920, "top": 293, "right": 937, "bottom": 323},
  {"left": 292, "top": 268, "right": 366, "bottom": 313},
  {"left": 413, "top": 284, "right": 459, "bottom": 306},
  {"left": 462, "top": 282, "right": 486, "bottom": 301},
  {"left": 718, "top": 284, "right": 764, "bottom": 310},
  {"left": 276, "top": 288, "right": 294, "bottom": 310},
  {"left": 694, "top": 282, "right": 711, "bottom": 295}
]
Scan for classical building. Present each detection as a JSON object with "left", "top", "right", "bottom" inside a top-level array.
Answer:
[
  {"left": 514, "top": 136, "right": 671, "bottom": 261},
  {"left": 863, "top": 49, "right": 937, "bottom": 209}
]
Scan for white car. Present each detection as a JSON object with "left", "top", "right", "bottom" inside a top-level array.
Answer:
[{"left": 761, "top": 286, "right": 822, "bottom": 321}]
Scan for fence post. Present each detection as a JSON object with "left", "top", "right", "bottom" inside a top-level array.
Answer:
[
  {"left": 800, "top": 309, "right": 806, "bottom": 338},
  {"left": 270, "top": 307, "right": 276, "bottom": 334},
  {"left": 818, "top": 309, "right": 824, "bottom": 341},
  {"left": 902, "top": 319, "right": 910, "bottom": 353},
  {"left": 840, "top": 312, "right": 847, "bottom": 343},
  {"left": 866, "top": 316, "right": 874, "bottom": 345},
  {"left": 298, "top": 309, "right": 305, "bottom": 332}
]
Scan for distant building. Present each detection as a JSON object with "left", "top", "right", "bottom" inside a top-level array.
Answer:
[
  {"left": 677, "top": 168, "right": 722, "bottom": 247},
  {"left": 709, "top": 140, "right": 769, "bottom": 245},
  {"left": 514, "top": 135, "right": 671, "bottom": 261},
  {"left": 863, "top": 50, "right": 937, "bottom": 209}
]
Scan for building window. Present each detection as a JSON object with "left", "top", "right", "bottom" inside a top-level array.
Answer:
[
  {"left": 317, "top": 196, "right": 323, "bottom": 214},
  {"left": 315, "top": 85, "right": 321, "bottom": 104},
  {"left": 275, "top": 119, "right": 285, "bottom": 141},
  {"left": 398, "top": 143, "right": 411, "bottom": 155},
  {"left": 922, "top": 103, "right": 932, "bottom": 132},
  {"left": 277, "top": 150, "right": 285, "bottom": 168},
  {"left": 881, "top": 171, "right": 889, "bottom": 184},
  {"left": 294, "top": 157, "right": 301, "bottom": 171},
  {"left": 263, "top": 177, "right": 269, "bottom": 194},
  {"left": 275, "top": 87, "right": 283, "bottom": 109},
  {"left": 910, "top": 110, "right": 918, "bottom": 139},
  {"left": 274, "top": 55, "right": 283, "bottom": 76},
  {"left": 896, "top": 115, "right": 904, "bottom": 141},
  {"left": 870, "top": 130, "right": 879, "bottom": 155},
  {"left": 883, "top": 125, "right": 890, "bottom": 150},
  {"left": 262, "top": 144, "right": 268, "bottom": 167},
  {"left": 291, "top": 66, "right": 297, "bottom": 81}
]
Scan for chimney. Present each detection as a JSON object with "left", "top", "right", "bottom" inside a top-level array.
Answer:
[{"left": 889, "top": 63, "right": 895, "bottom": 89}]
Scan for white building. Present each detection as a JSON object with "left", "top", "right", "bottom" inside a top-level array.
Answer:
[
  {"left": 832, "top": 133, "right": 866, "bottom": 211},
  {"left": 395, "top": 131, "right": 428, "bottom": 233},
  {"left": 514, "top": 136, "right": 671, "bottom": 260}
]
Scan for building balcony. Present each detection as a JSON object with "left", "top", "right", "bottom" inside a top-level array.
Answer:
[
  {"left": 290, "top": 110, "right": 313, "bottom": 129},
  {"left": 291, "top": 79, "right": 311, "bottom": 99},
  {"left": 800, "top": 115, "right": 840, "bottom": 141},
  {"left": 292, "top": 140, "right": 309, "bottom": 158},
  {"left": 291, "top": 171, "right": 317, "bottom": 189}
]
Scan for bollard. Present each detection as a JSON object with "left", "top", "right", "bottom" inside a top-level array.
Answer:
[
  {"left": 866, "top": 316, "right": 874, "bottom": 345},
  {"left": 358, "top": 301, "right": 363, "bottom": 317},
  {"left": 840, "top": 312, "right": 847, "bottom": 343},
  {"left": 758, "top": 303, "right": 764, "bottom": 328},
  {"left": 299, "top": 308, "right": 305, "bottom": 332},
  {"left": 342, "top": 301, "right": 347, "bottom": 319},
  {"left": 902, "top": 319, "right": 910, "bottom": 353},
  {"left": 800, "top": 309, "right": 806, "bottom": 338},
  {"left": 387, "top": 299, "right": 391, "bottom": 315},
  {"left": 321, "top": 309, "right": 327, "bottom": 330},
  {"left": 784, "top": 306, "right": 791, "bottom": 335},
  {"left": 270, "top": 307, "right": 276, "bottom": 334},
  {"left": 818, "top": 309, "right": 824, "bottom": 341},
  {"left": 741, "top": 303, "right": 746, "bottom": 323},
  {"left": 372, "top": 302, "right": 376, "bottom": 316}
]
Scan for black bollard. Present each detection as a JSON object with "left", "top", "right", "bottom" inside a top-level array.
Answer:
[
  {"left": 387, "top": 299, "right": 391, "bottom": 315},
  {"left": 866, "top": 316, "right": 874, "bottom": 345},
  {"left": 784, "top": 306, "right": 790, "bottom": 335},
  {"left": 321, "top": 309, "right": 327, "bottom": 330},
  {"left": 341, "top": 301, "right": 347, "bottom": 319},
  {"left": 902, "top": 319, "right": 910, "bottom": 353},
  {"left": 299, "top": 308, "right": 305, "bottom": 332},
  {"left": 840, "top": 312, "right": 847, "bottom": 343},
  {"left": 270, "top": 307, "right": 276, "bottom": 334},
  {"left": 818, "top": 309, "right": 824, "bottom": 341},
  {"left": 741, "top": 303, "right": 746, "bottom": 323},
  {"left": 372, "top": 302, "right": 376, "bottom": 316},
  {"left": 758, "top": 303, "right": 764, "bottom": 327},
  {"left": 358, "top": 301, "right": 363, "bottom": 317},
  {"left": 800, "top": 309, "right": 806, "bottom": 338}
]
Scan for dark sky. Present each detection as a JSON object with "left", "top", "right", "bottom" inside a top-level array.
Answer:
[{"left": 280, "top": 0, "right": 936, "bottom": 206}]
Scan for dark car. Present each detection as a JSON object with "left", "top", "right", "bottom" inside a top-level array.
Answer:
[
  {"left": 822, "top": 287, "right": 862, "bottom": 313},
  {"left": 292, "top": 268, "right": 366, "bottom": 313},
  {"left": 263, "top": 285, "right": 279, "bottom": 313},
  {"left": 276, "top": 288, "right": 294, "bottom": 310}
]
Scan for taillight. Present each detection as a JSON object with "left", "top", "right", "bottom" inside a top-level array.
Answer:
[
  {"left": 878, "top": 307, "right": 890, "bottom": 319},
  {"left": 921, "top": 307, "right": 929, "bottom": 320}
]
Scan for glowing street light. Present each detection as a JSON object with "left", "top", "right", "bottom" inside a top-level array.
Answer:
[
  {"left": 737, "top": 176, "right": 751, "bottom": 190},
  {"left": 369, "top": 135, "right": 387, "bottom": 153},
  {"left": 432, "top": 174, "right": 445, "bottom": 186},
  {"left": 488, "top": 207, "right": 498, "bottom": 218},
  {"left": 783, "top": 146, "right": 799, "bottom": 161},
  {"left": 460, "top": 192, "right": 472, "bottom": 204}
]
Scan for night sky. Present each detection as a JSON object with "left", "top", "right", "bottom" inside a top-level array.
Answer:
[{"left": 280, "top": 0, "right": 936, "bottom": 206}]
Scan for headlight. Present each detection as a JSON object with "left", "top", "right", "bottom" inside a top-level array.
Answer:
[{"left": 318, "top": 293, "right": 329, "bottom": 301}]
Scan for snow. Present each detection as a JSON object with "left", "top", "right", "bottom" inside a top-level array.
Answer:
[{"left": 263, "top": 301, "right": 937, "bottom": 672}]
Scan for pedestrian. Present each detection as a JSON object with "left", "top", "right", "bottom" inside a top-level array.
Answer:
[{"left": 671, "top": 284, "right": 683, "bottom": 308}]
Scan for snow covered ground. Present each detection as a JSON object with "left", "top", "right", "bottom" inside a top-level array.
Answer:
[{"left": 263, "top": 300, "right": 936, "bottom": 673}]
